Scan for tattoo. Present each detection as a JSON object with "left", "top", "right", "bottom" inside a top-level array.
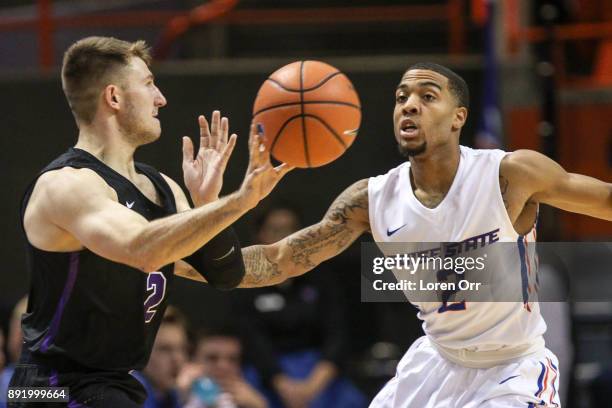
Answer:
[
  {"left": 287, "top": 179, "right": 369, "bottom": 269},
  {"left": 241, "top": 246, "right": 281, "bottom": 287},
  {"left": 240, "top": 179, "right": 369, "bottom": 287},
  {"left": 499, "top": 175, "right": 509, "bottom": 209}
]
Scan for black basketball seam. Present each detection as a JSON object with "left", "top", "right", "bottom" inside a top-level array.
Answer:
[
  {"left": 303, "top": 114, "right": 354, "bottom": 149},
  {"left": 270, "top": 114, "right": 303, "bottom": 156},
  {"left": 253, "top": 101, "right": 361, "bottom": 117},
  {"left": 299, "top": 61, "right": 311, "bottom": 167},
  {"left": 266, "top": 71, "right": 344, "bottom": 93}
]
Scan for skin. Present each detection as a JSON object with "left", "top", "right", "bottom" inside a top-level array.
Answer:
[
  {"left": 256, "top": 210, "right": 338, "bottom": 408},
  {"left": 23, "top": 55, "right": 292, "bottom": 275},
  {"left": 143, "top": 323, "right": 188, "bottom": 394},
  {"left": 8, "top": 297, "right": 27, "bottom": 363},
  {"left": 189, "top": 337, "right": 267, "bottom": 408},
  {"left": 236, "top": 68, "right": 612, "bottom": 287}
]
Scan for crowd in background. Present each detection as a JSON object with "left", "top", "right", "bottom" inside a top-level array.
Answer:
[{"left": 1, "top": 203, "right": 612, "bottom": 407}]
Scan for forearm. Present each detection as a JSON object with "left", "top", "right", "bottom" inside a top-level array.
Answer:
[
  {"left": 538, "top": 175, "right": 612, "bottom": 221},
  {"left": 131, "top": 192, "right": 249, "bottom": 272},
  {"left": 240, "top": 245, "right": 290, "bottom": 287},
  {"left": 239, "top": 179, "right": 369, "bottom": 287}
]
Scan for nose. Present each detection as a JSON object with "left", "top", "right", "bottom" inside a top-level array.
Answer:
[
  {"left": 402, "top": 94, "right": 419, "bottom": 115},
  {"left": 155, "top": 86, "right": 167, "bottom": 107}
]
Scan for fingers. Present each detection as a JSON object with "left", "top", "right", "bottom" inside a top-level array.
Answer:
[
  {"left": 198, "top": 115, "right": 210, "bottom": 150},
  {"left": 218, "top": 133, "right": 238, "bottom": 172},
  {"left": 209, "top": 110, "right": 220, "bottom": 149},
  {"left": 182, "top": 136, "right": 194, "bottom": 164},
  {"left": 220, "top": 116, "right": 229, "bottom": 145},
  {"left": 274, "top": 162, "right": 295, "bottom": 178},
  {"left": 247, "top": 123, "right": 261, "bottom": 172}
]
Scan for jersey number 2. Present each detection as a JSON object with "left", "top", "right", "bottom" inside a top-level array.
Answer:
[
  {"left": 436, "top": 267, "right": 467, "bottom": 313},
  {"left": 144, "top": 272, "right": 167, "bottom": 323}
]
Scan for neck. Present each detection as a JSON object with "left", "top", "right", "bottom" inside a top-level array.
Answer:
[
  {"left": 408, "top": 143, "right": 461, "bottom": 195},
  {"left": 74, "top": 120, "right": 139, "bottom": 180}
]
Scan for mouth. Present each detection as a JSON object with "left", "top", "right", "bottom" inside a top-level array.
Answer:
[{"left": 399, "top": 119, "right": 419, "bottom": 138}]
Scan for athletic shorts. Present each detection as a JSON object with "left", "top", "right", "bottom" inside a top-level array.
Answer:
[
  {"left": 370, "top": 336, "right": 561, "bottom": 408},
  {"left": 7, "top": 351, "right": 146, "bottom": 408}
]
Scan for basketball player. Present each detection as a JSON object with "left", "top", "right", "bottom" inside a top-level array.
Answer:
[
  {"left": 9, "top": 37, "right": 291, "bottom": 407},
  {"left": 230, "top": 63, "right": 612, "bottom": 406}
]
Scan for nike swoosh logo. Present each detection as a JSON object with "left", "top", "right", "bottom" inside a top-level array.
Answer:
[
  {"left": 386, "top": 224, "right": 407, "bottom": 236},
  {"left": 126, "top": 201, "right": 135, "bottom": 209},
  {"left": 213, "top": 246, "right": 235, "bottom": 262}
]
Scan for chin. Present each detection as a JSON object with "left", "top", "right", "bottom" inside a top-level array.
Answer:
[{"left": 398, "top": 141, "right": 427, "bottom": 158}]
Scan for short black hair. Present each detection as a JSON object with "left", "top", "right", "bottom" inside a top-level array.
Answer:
[{"left": 406, "top": 62, "right": 469, "bottom": 109}]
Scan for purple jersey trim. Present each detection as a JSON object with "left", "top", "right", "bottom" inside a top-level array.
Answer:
[
  {"left": 40, "top": 252, "right": 80, "bottom": 352},
  {"left": 49, "top": 370, "right": 59, "bottom": 386}
]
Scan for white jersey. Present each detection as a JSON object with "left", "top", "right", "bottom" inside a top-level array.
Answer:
[{"left": 368, "top": 145, "right": 546, "bottom": 366}]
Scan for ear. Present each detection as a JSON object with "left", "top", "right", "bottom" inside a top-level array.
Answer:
[
  {"left": 103, "top": 85, "right": 121, "bottom": 112},
  {"left": 451, "top": 107, "right": 468, "bottom": 131}
]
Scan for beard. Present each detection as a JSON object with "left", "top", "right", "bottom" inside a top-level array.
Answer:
[
  {"left": 118, "top": 99, "right": 160, "bottom": 145},
  {"left": 398, "top": 141, "right": 427, "bottom": 158}
]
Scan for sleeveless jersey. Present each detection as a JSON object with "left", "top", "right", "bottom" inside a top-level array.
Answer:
[
  {"left": 368, "top": 146, "right": 546, "bottom": 363},
  {"left": 19, "top": 147, "right": 177, "bottom": 372}
]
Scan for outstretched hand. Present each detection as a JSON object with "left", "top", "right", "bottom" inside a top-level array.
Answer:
[
  {"left": 182, "top": 111, "right": 237, "bottom": 207},
  {"left": 239, "top": 123, "right": 294, "bottom": 209}
]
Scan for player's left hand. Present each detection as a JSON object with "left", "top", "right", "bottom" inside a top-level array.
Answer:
[{"left": 182, "top": 111, "right": 237, "bottom": 207}]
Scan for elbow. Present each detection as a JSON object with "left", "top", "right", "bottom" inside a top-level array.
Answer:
[
  {"left": 132, "top": 252, "right": 164, "bottom": 273},
  {"left": 126, "top": 235, "right": 166, "bottom": 273}
]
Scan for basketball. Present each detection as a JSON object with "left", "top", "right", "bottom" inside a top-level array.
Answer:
[{"left": 252, "top": 61, "right": 361, "bottom": 168}]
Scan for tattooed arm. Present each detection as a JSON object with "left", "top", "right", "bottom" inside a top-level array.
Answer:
[
  {"left": 500, "top": 150, "right": 612, "bottom": 223},
  {"left": 240, "top": 179, "right": 370, "bottom": 288}
]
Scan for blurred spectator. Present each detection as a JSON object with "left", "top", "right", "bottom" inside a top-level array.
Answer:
[
  {"left": 182, "top": 327, "right": 267, "bottom": 408},
  {"left": 233, "top": 204, "right": 366, "bottom": 408},
  {"left": 133, "top": 306, "right": 189, "bottom": 408},
  {"left": 0, "top": 296, "right": 27, "bottom": 408}
]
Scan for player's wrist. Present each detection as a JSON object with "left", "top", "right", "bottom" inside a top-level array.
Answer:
[
  {"left": 235, "top": 183, "right": 260, "bottom": 210},
  {"left": 192, "top": 194, "right": 219, "bottom": 207}
]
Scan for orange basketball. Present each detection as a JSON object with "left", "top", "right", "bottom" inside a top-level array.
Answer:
[{"left": 252, "top": 61, "right": 361, "bottom": 168}]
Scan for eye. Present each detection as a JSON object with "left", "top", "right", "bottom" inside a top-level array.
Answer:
[
  {"left": 423, "top": 93, "right": 436, "bottom": 102},
  {"left": 396, "top": 94, "right": 407, "bottom": 104}
]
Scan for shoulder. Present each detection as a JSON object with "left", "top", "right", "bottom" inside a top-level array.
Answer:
[
  {"left": 331, "top": 178, "right": 368, "bottom": 208},
  {"left": 340, "top": 178, "right": 369, "bottom": 200},
  {"left": 500, "top": 149, "right": 549, "bottom": 180},
  {"left": 25, "top": 167, "right": 117, "bottom": 230},
  {"left": 35, "top": 167, "right": 116, "bottom": 205},
  {"left": 326, "top": 178, "right": 369, "bottom": 225}
]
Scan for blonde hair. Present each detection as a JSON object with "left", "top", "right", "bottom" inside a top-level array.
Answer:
[{"left": 61, "top": 36, "right": 152, "bottom": 124}]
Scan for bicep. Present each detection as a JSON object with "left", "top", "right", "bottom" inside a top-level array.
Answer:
[
  {"left": 279, "top": 178, "right": 370, "bottom": 271},
  {"left": 239, "top": 179, "right": 370, "bottom": 288},
  {"left": 509, "top": 150, "right": 612, "bottom": 218},
  {"left": 41, "top": 169, "right": 150, "bottom": 267},
  {"left": 66, "top": 201, "right": 148, "bottom": 262},
  {"left": 536, "top": 171, "right": 612, "bottom": 215}
]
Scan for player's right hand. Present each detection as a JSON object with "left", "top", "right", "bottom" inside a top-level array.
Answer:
[
  {"left": 183, "top": 110, "right": 237, "bottom": 207},
  {"left": 238, "top": 123, "right": 294, "bottom": 209}
]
